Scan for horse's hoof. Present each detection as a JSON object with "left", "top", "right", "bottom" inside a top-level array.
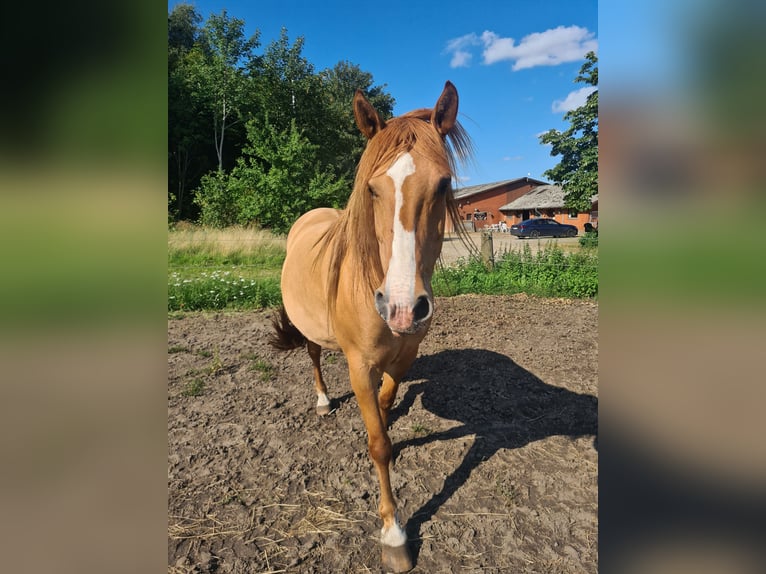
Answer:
[
  {"left": 381, "top": 544, "right": 413, "bottom": 573},
  {"left": 316, "top": 404, "right": 331, "bottom": 416}
]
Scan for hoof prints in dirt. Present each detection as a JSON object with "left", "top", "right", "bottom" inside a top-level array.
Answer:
[{"left": 168, "top": 294, "right": 598, "bottom": 573}]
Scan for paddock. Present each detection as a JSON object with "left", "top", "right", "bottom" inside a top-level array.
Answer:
[{"left": 168, "top": 293, "right": 598, "bottom": 573}]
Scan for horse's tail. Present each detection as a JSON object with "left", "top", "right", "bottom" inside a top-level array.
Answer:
[{"left": 269, "top": 306, "right": 306, "bottom": 351}]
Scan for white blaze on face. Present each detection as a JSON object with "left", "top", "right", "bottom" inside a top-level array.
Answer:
[{"left": 384, "top": 152, "right": 417, "bottom": 307}]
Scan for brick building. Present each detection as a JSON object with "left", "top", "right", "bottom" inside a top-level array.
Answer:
[
  {"left": 448, "top": 177, "right": 548, "bottom": 232},
  {"left": 499, "top": 184, "right": 598, "bottom": 232}
]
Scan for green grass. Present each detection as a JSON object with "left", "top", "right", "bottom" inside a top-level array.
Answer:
[
  {"left": 182, "top": 378, "right": 205, "bottom": 397},
  {"left": 246, "top": 354, "right": 276, "bottom": 381},
  {"left": 168, "top": 268, "right": 282, "bottom": 311},
  {"left": 206, "top": 347, "right": 224, "bottom": 375},
  {"left": 433, "top": 242, "right": 598, "bottom": 299},
  {"left": 168, "top": 345, "right": 189, "bottom": 354},
  {"left": 168, "top": 225, "right": 284, "bottom": 311},
  {"left": 410, "top": 423, "right": 432, "bottom": 436}
]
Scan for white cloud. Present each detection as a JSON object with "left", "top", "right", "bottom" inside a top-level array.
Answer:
[
  {"left": 444, "top": 33, "right": 481, "bottom": 68},
  {"left": 450, "top": 50, "right": 473, "bottom": 68},
  {"left": 445, "top": 33, "right": 480, "bottom": 52},
  {"left": 445, "top": 26, "right": 597, "bottom": 71},
  {"left": 552, "top": 86, "right": 597, "bottom": 113},
  {"left": 483, "top": 26, "right": 597, "bottom": 70}
]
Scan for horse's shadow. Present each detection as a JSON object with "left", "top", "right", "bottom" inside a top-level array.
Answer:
[{"left": 389, "top": 349, "right": 598, "bottom": 559}]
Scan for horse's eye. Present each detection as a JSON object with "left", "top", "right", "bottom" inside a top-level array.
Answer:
[{"left": 368, "top": 185, "right": 379, "bottom": 198}]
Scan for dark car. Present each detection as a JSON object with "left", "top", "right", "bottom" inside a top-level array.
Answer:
[{"left": 510, "top": 218, "right": 578, "bottom": 238}]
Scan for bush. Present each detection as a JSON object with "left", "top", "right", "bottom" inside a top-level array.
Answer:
[
  {"left": 194, "top": 170, "right": 242, "bottom": 228},
  {"left": 579, "top": 230, "right": 598, "bottom": 248},
  {"left": 433, "top": 243, "right": 598, "bottom": 299},
  {"left": 192, "top": 119, "right": 350, "bottom": 233}
]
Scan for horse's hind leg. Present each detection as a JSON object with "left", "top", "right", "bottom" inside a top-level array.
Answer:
[{"left": 306, "top": 341, "right": 331, "bottom": 415}]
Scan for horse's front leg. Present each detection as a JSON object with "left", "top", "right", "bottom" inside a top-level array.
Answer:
[
  {"left": 347, "top": 357, "right": 413, "bottom": 573},
  {"left": 378, "top": 345, "right": 418, "bottom": 429},
  {"left": 378, "top": 372, "right": 400, "bottom": 430}
]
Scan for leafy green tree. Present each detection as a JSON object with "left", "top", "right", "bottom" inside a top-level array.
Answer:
[
  {"left": 318, "top": 61, "right": 395, "bottom": 178},
  {"left": 168, "top": 3, "right": 201, "bottom": 67},
  {"left": 168, "top": 9, "right": 395, "bottom": 227},
  {"left": 194, "top": 118, "right": 349, "bottom": 232},
  {"left": 195, "top": 10, "right": 260, "bottom": 171},
  {"left": 249, "top": 30, "right": 324, "bottom": 135},
  {"left": 236, "top": 118, "right": 348, "bottom": 232},
  {"left": 246, "top": 35, "right": 395, "bottom": 209},
  {"left": 169, "top": 9, "right": 261, "bottom": 220},
  {"left": 169, "top": 4, "right": 208, "bottom": 220},
  {"left": 539, "top": 51, "right": 598, "bottom": 213}
]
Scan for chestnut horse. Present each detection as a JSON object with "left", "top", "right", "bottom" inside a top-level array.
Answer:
[{"left": 271, "top": 82, "right": 471, "bottom": 572}]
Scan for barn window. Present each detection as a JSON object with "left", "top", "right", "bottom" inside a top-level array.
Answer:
[{"left": 568, "top": 210, "right": 578, "bottom": 219}]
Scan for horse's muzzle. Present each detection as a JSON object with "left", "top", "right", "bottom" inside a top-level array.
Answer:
[{"left": 375, "top": 290, "right": 433, "bottom": 334}]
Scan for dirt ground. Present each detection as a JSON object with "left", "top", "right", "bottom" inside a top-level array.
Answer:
[{"left": 168, "top": 294, "right": 598, "bottom": 573}]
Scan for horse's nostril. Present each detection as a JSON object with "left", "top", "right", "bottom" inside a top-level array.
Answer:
[
  {"left": 374, "top": 290, "right": 388, "bottom": 319},
  {"left": 413, "top": 296, "right": 432, "bottom": 322}
]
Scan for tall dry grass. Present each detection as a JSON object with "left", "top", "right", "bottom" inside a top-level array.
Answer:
[{"left": 168, "top": 224, "right": 286, "bottom": 267}]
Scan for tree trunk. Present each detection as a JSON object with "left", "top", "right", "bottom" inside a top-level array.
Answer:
[
  {"left": 214, "top": 97, "right": 227, "bottom": 172},
  {"left": 176, "top": 147, "right": 189, "bottom": 218}
]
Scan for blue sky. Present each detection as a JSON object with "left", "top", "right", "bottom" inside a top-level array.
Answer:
[{"left": 172, "top": 0, "right": 598, "bottom": 186}]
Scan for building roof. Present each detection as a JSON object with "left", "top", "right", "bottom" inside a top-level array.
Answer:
[
  {"left": 453, "top": 177, "right": 548, "bottom": 200},
  {"left": 499, "top": 184, "right": 598, "bottom": 211}
]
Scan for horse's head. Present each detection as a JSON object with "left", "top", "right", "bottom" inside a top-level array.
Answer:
[{"left": 352, "top": 82, "right": 461, "bottom": 335}]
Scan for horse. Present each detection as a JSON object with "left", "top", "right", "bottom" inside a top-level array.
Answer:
[{"left": 271, "top": 81, "right": 471, "bottom": 572}]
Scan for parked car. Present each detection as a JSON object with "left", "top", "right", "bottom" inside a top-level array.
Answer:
[{"left": 510, "top": 218, "right": 578, "bottom": 238}]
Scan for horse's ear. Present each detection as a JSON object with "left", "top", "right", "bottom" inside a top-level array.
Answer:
[
  {"left": 431, "top": 81, "right": 459, "bottom": 136},
  {"left": 353, "top": 89, "right": 386, "bottom": 139}
]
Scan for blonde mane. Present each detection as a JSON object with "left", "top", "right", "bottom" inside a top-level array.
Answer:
[{"left": 319, "top": 109, "right": 473, "bottom": 316}]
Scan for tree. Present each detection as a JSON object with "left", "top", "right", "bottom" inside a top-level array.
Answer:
[
  {"left": 318, "top": 61, "right": 395, "bottom": 179},
  {"left": 168, "top": 3, "right": 201, "bottom": 67},
  {"left": 168, "top": 4, "right": 208, "bottom": 220},
  {"left": 194, "top": 117, "right": 348, "bottom": 232},
  {"left": 236, "top": 118, "right": 349, "bottom": 232},
  {"left": 539, "top": 51, "right": 598, "bottom": 213},
  {"left": 168, "top": 9, "right": 396, "bottom": 226},
  {"left": 195, "top": 10, "right": 260, "bottom": 172},
  {"left": 249, "top": 30, "right": 323, "bottom": 135}
]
